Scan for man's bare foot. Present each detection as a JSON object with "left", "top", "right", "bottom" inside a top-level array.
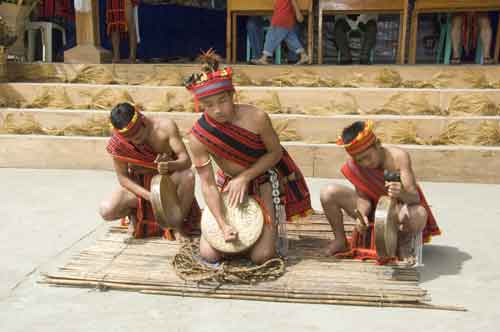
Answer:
[{"left": 324, "top": 238, "right": 349, "bottom": 256}]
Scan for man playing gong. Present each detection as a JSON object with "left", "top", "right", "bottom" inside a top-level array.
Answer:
[
  {"left": 186, "top": 50, "right": 312, "bottom": 265},
  {"left": 320, "top": 121, "right": 441, "bottom": 261},
  {"left": 99, "top": 102, "right": 200, "bottom": 240}
]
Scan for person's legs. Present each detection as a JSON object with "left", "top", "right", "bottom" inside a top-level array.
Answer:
[
  {"left": 478, "top": 14, "right": 493, "bottom": 63},
  {"left": 169, "top": 168, "right": 196, "bottom": 229},
  {"left": 283, "top": 27, "right": 309, "bottom": 64},
  {"left": 111, "top": 31, "right": 121, "bottom": 63},
  {"left": 320, "top": 183, "right": 358, "bottom": 255},
  {"left": 200, "top": 235, "right": 223, "bottom": 263},
  {"left": 249, "top": 182, "right": 277, "bottom": 264},
  {"left": 252, "top": 26, "right": 288, "bottom": 64},
  {"left": 397, "top": 204, "right": 427, "bottom": 262},
  {"left": 360, "top": 19, "right": 377, "bottom": 64},
  {"left": 246, "top": 16, "right": 264, "bottom": 60},
  {"left": 451, "top": 14, "right": 464, "bottom": 63},
  {"left": 125, "top": 0, "right": 137, "bottom": 63},
  {"left": 334, "top": 18, "right": 352, "bottom": 64},
  {"left": 99, "top": 187, "right": 137, "bottom": 221}
]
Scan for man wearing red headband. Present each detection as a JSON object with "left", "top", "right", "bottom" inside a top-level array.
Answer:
[
  {"left": 320, "top": 121, "right": 440, "bottom": 261},
  {"left": 186, "top": 51, "right": 312, "bottom": 264},
  {"left": 100, "top": 102, "right": 200, "bottom": 240}
]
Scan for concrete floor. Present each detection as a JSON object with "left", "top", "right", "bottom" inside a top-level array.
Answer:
[{"left": 0, "top": 168, "right": 499, "bottom": 332}]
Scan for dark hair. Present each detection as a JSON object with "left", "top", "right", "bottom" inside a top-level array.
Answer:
[
  {"left": 341, "top": 121, "right": 366, "bottom": 144},
  {"left": 110, "top": 102, "right": 135, "bottom": 130}
]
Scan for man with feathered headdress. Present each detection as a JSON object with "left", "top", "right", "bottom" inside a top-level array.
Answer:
[{"left": 186, "top": 50, "right": 313, "bottom": 264}]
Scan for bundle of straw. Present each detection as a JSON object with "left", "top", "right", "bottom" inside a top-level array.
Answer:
[
  {"left": 233, "top": 71, "right": 258, "bottom": 86},
  {"left": 429, "top": 121, "right": 470, "bottom": 145},
  {"left": 327, "top": 93, "right": 360, "bottom": 115},
  {"left": 475, "top": 121, "right": 500, "bottom": 146},
  {"left": 339, "top": 73, "right": 364, "bottom": 88},
  {"left": 370, "top": 93, "right": 444, "bottom": 116},
  {"left": 26, "top": 87, "right": 73, "bottom": 109},
  {"left": 448, "top": 94, "right": 499, "bottom": 116},
  {"left": 0, "top": 113, "right": 45, "bottom": 135},
  {"left": 71, "top": 65, "right": 118, "bottom": 85},
  {"left": 140, "top": 69, "right": 184, "bottom": 86},
  {"left": 388, "top": 122, "right": 426, "bottom": 145},
  {"left": 90, "top": 88, "right": 134, "bottom": 110},
  {"left": 272, "top": 119, "right": 300, "bottom": 141},
  {"left": 464, "top": 72, "right": 496, "bottom": 89},
  {"left": 375, "top": 68, "right": 403, "bottom": 88},
  {"left": 52, "top": 118, "right": 111, "bottom": 137}
]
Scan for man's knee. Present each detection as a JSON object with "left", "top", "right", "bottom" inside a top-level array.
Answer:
[
  {"left": 320, "top": 184, "right": 343, "bottom": 205},
  {"left": 99, "top": 201, "right": 115, "bottom": 221},
  {"left": 410, "top": 205, "right": 427, "bottom": 233},
  {"left": 250, "top": 247, "right": 276, "bottom": 265}
]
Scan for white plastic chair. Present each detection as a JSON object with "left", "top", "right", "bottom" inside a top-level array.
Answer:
[{"left": 26, "top": 21, "right": 66, "bottom": 62}]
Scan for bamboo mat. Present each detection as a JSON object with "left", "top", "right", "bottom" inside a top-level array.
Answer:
[{"left": 41, "top": 213, "right": 463, "bottom": 311}]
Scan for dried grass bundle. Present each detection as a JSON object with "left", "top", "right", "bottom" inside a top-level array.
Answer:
[
  {"left": 370, "top": 93, "right": 444, "bottom": 115},
  {"left": 233, "top": 71, "right": 258, "bottom": 86},
  {"left": 464, "top": 72, "right": 496, "bottom": 89},
  {"left": 448, "top": 94, "right": 499, "bottom": 116},
  {"left": 26, "top": 87, "right": 73, "bottom": 109},
  {"left": 339, "top": 73, "right": 364, "bottom": 88},
  {"left": 15, "top": 64, "right": 63, "bottom": 82},
  {"left": 141, "top": 69, "right": 184, "bottom": 86},
  {"left": 71, "top": 66, "right": 118, "bottom": 85},
  {"left": 90, "top": 88, "right": 134, "bottom": 110},
  {"left": 51, "top": 118, "right": 111, "bottom": 137},
  {"left": 475, "top": 121, "right": 500, "bottom": 146},
  {"left": 0, "top": 113, "right": 45, "bottom": 134},
  {"left": 430, "top": 121, "right": 470, "bottom": 145},
  {"left": 389, "top": 122, "right": 426, "bottom": 145},
  {"left": 256, "top": 92, "right": 286, "bottom": 113},
  {"left": 272, "top": 119, "right": 300, "bottom": 141},
  {"left": 327, "top": 93, "right": 360, "bottom": 115},
  {"left": 375, "top": 69, "right": 403, "bottom": 88}
]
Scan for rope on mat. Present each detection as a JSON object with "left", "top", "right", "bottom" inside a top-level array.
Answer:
[{"left": 172, "top": 242, "right": 285, "bottom": 284}]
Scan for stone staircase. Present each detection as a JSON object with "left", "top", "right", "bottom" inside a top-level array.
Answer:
[{"left": 1, "top": 63, "right": 499, "bottom": 183}]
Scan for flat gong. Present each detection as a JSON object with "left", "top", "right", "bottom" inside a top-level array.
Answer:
[
  {"left": 150, "top": 174, "right": 183, "bottom": 229},
  {"left": 374, "top": 195, "right": 399, "bottom": 259}
]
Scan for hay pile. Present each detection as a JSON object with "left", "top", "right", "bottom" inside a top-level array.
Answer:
[
  {"left": 89, "top": 88, "right": 134, "bottom": 110},
  {"left": 71, "top": 66, "right": 119, "bottom": 85},
  {"left": 475, "top": 121, "right": 500, "bottom": 146},
  {"left": 402, "top": 72, "right": 452, "bottom": 89},
  {"left": 375, "top": 69, "right": 403, "bottom": 88},
  {"left": 370, "top": 93, "right": 444, "bottom": 116},
  {"left": 149, "top": 92, "right": 195, "bottom": 113},
  {"left": 262, "top": 70, "right": 338, "bottom": 88},
  {"left": 140, "top": 69, "right": 184, "bottom": 86},
  {"left": 447, "top": 94, "right": 499, "bottom": 116},
  {"left": 233, "top": 71, "right": 259, "bottom": 86},
  {"left": 464, "top": 72, "right": 497, "bottom": 89},
  {"left": 1, "top": 113, "right": 110, "bottom": 136},
  {"left": 26, "top": 87, "right": 73, "bottom": 109},
  {"left": 272, "top": 119, "right": 300, "bottom": 141},
  {"left": 429, "top": 121, "right": 471, "bottom": 145}
]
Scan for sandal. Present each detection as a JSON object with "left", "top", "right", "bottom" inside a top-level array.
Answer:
[
  {"left": 483, "top": 57, "right": 494, "bottom": 65},
  {"left": 451, "top": 57, "right": 461, "bottom": 65}
]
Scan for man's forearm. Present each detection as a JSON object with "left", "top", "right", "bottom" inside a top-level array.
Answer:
[
  {"left": 167, "top": 156, "right": 191, "bottom": 172},
  {"left": 119, "top": 176, "right": 150, "bottom": 201},
  {"left": 202, "top": 183, "right": 227, "bottom": 231},
  {"left": 291, "top": 0, "right": 301, "bottom": 17}
]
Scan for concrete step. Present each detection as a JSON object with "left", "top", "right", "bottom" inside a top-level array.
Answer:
[
  {"left": 1, "top": 83, "right": 500, "bottom": 116},
  {"left": 6, "top": 63, "right": 500, "bottom": 89},
  {"left": 1, "top": 134, "right": 499, "bottom": 184},
  {"left": 1, "top": 108, "right": 499, "bottom": 146}
]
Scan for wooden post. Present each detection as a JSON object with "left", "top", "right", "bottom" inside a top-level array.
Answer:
[
  {"left": 64, "top": 0, "right": 111, "bottom": 63},
  {"left": 0, "top": 46, "right": 7, "bottom": 82}
]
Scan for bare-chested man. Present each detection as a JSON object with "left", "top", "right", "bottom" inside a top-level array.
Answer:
[
  {"left": 99, "top": 102, "right": 200, "bottom": 239},
  {"left": 320, "top": 121, "right": 441, "bottom": 261},
  {"left": 186, "top": 51, "right": 312, "bottom": 264}
]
